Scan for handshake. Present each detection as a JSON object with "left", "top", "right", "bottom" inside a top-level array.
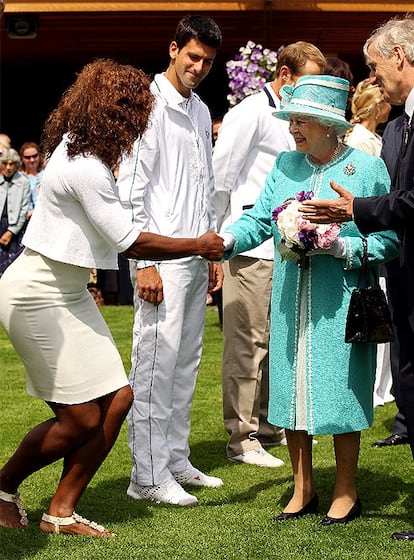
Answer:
[
  {"left": 196, "top": 231, "right": 225, "bottom": 262},
  {"left": 124, "top": 230, "right": 226, "bottom": 262}
]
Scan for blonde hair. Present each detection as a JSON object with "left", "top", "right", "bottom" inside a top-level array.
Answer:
[
  {"left": 276, "top": 41, "right": 326, "bottom": 76},
  {"left": 350, "top": 79, "right": 384, "bottom": 124}
]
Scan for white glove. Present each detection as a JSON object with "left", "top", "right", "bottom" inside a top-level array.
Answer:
[
  {"left": 219, "top": 232, "right": 235, "bottom": 252},
  {"left": 306, "top": 237, "right": 346, "bottom": 259}
]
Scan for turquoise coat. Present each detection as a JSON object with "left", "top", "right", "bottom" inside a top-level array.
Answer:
[{"left": 224, "top": 146, "right": 399, "bottom": 435}]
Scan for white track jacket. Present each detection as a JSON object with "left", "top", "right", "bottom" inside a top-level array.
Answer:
[{"left": 117, "top": 73, "right": 216, "bottom": 264}]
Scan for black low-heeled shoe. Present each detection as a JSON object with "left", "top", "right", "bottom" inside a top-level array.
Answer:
[
  {"left": 272, "top": 494, "right": 319, "bottom": 522},
  {"left": 321, "top": 498, "right": 362, "bottom": 526}
]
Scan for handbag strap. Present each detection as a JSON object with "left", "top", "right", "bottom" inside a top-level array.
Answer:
[
  {"left": 358, "top": 237, "right": 376, "bottom": 288},
  {"left": 358, "top": 237, "right": 378, "bottom": 288}
]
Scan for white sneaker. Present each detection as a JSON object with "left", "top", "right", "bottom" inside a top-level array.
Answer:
[
  {"left": 173, "top": 466, "right": 223, "bottom": 488},
  {"left": 127, "top": 479, "right": 198, "bottom": 507},
  {"left": 229, "top": 448, "right": 285, "bottom": 467}
]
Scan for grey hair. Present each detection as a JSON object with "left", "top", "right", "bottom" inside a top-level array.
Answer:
[
  {"left": 363, "top": 14, "right": 414, "bottom": 63},
  {"left": 0, "top": 148, "right": 21, "bottom": 166},
  {"left": 305, "top": 116, "right": 350, "bottom": 137}
]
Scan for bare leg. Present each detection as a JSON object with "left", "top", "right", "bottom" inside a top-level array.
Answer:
[
  {"left": 0, "top": 385, "right": 133, "bottom": 533},
  {"left": 0, "top": 404, "right": 102, "bottom": 529},
  {"left": 283, "top": 429, "right": 315, "bottom": 513},
  {"left": 327, "top": 431, "right": 360, "bottom": 518},
  {"left": 46, "top": 386, "right": 133, "bottom": 517}
]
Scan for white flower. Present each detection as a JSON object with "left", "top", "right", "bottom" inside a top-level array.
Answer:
[
  {"left": 271, "top": 191, "right": 341, "bottom": 269},
  {"left": 276, "top": 200, "right": 303, "bottom": 248}
]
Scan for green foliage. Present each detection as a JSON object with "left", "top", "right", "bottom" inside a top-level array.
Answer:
[{"left": 1, "top": 306, "right": 414, "bottom": 559}]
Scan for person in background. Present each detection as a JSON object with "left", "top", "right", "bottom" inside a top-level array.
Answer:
[
  {"left": 345, "top": 79, "right": 391, "bottom": 155},
  {"left": 117, "top": 15, "right": 224, "bottom": 508},
  {"left": 87, "top": 281, "right": 105, "bottom": 307},
  {"left": 213, "top": 42, "right": 326, "bottom": 467},
  {"left": 0, "top": 148, "right": 30, "bottom": 276},
  {"left": 299, "top": 14, "right": 414, "bottom": 541},
  {"left": 0, "top": 133, "right": 11, "bottom": 155},
  {"left": 212, "top": 116, "right": 223, "bottom": 147},
  {"left": 0, "top": 58, "right": 223, "bottom": 536},
  {"left": 19, "top": 141, "right": 45, "bottom": 218},
  {"left": 220, "top": 75, "right": 398, "bottom": 525},
  {"left": 324, "top": 57, "right": 354, "bottom": 84},
  {"left": 324, "top": 57, "right": 355, "bottom": 118},
  {"left": 0, "top": 134, "right": 12, "bottom": 174}
]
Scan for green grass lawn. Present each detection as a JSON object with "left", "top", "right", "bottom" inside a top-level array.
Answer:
[{"left": 1, "top": 305, "right": 414, "bottom": 559}]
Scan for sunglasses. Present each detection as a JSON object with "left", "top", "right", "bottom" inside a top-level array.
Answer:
[{"left": 23, "top": 154, "right": 39, "bottom": 160}]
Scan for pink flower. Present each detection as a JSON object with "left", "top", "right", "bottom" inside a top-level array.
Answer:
[
  {"left": 317, "top": 223, "right": 341, "bottom": 248},
  {"left": 272, "top": 192, "right": 341, "bottom": 267}
]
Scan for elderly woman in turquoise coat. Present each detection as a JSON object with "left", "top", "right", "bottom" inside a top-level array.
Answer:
[{"left": 221, "top": 75, "right": 399, "bottom": 526}]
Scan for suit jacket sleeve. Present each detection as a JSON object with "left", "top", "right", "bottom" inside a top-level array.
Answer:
[{"left": 354, "top": 190, "right": 414, "bottom": 234}]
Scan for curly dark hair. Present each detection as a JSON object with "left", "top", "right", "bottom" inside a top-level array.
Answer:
[{"left": 41, "top": 58, "right": 154, "bottom": 170}]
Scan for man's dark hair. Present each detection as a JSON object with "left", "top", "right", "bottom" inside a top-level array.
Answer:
[{"left": 174, "top": 15, "right": 222, "bottom": 50}]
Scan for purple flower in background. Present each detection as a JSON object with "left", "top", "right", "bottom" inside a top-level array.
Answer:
[{"left": 226, "top": 41, "right": 284, "bottom": 107}]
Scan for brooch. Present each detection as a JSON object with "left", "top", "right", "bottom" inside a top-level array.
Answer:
[{"left": 343, "top": 162, "right": 356, "bottom": 176}]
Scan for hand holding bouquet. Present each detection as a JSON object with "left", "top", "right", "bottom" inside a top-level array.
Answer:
[{"left": 272, "top": 191, "right": 341, "bottom": 269}]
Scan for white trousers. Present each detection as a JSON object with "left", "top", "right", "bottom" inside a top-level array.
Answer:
[
  {"left": 127, "top": 258, "right": 208, "bottom": 485},
  {"left": 373, "top": 277, "right": 395, "bottom": 407}
]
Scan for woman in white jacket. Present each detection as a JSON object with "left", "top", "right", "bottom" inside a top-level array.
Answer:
[{"left": 0, "top": 58, "right": 223, "bottom": 537}]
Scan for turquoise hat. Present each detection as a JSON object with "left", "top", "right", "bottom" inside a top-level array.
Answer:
[{"left": 274, "top": 74, "right": 352, "bottom": 130}]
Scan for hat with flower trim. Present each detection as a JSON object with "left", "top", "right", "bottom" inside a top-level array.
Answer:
[{"left": 274, "top": 74, "right": 352, "bottom": 130}]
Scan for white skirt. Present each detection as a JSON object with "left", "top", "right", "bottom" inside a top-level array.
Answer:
[{"left": 0, "top": 249, "right": 128, "bottom": 404}]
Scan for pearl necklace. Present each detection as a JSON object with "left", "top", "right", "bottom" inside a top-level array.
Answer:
[
  {"left": 305, "top": 142, "right": 347, "bottom": 198},
  {"left": 330, "top": 141, "right": 344, "bottom": 161}
]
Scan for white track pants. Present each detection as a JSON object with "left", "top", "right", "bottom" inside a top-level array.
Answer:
[{"left": 127, "top": 258, "right": 208, "bottom": 485}]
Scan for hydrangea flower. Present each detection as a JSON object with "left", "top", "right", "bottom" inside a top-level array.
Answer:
[
  {"left": 226, "top": 41, "right": 282, "bottom": 107},
  {"left": 272, "top": 191, "right": 341, "bottom": 268}
]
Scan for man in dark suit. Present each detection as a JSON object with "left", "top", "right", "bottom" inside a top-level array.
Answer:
[
  {"left": 300, "top": 13, "right": 414, "bottom": 542},
  {"left": 371, "top": 93, "right": 410, "bottom": 449}
]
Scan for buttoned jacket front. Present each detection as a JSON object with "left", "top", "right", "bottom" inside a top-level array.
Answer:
[{"left": 0, "top": 170, "right": 31, "bottom": 235}]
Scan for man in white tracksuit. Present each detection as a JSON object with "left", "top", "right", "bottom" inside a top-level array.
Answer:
[
  {"left": 213, "top": 42, "right": 326, "bottom": 467},
  {"left": 117, "top": 15, "right": 223, "bottom": 507}
]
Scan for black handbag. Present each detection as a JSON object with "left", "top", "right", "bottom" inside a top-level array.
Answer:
[{"left": 345, "top": 238, "right": 394, "bottom": 344}]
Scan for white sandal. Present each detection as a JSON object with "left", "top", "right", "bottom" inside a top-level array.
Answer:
[
  {"left": 41, "top": 511, "right": 115, "bottom": 536},
  {"left": 0, "top": 490, "right": 29, "bottom": 527}
]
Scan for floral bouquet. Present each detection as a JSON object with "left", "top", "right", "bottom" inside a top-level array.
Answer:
[
  {"left": 226, "top": 41, "right": 283, "bottom": 107},
  {"left": 272, "top": 191, "right": 340, "bottom": 269}
]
